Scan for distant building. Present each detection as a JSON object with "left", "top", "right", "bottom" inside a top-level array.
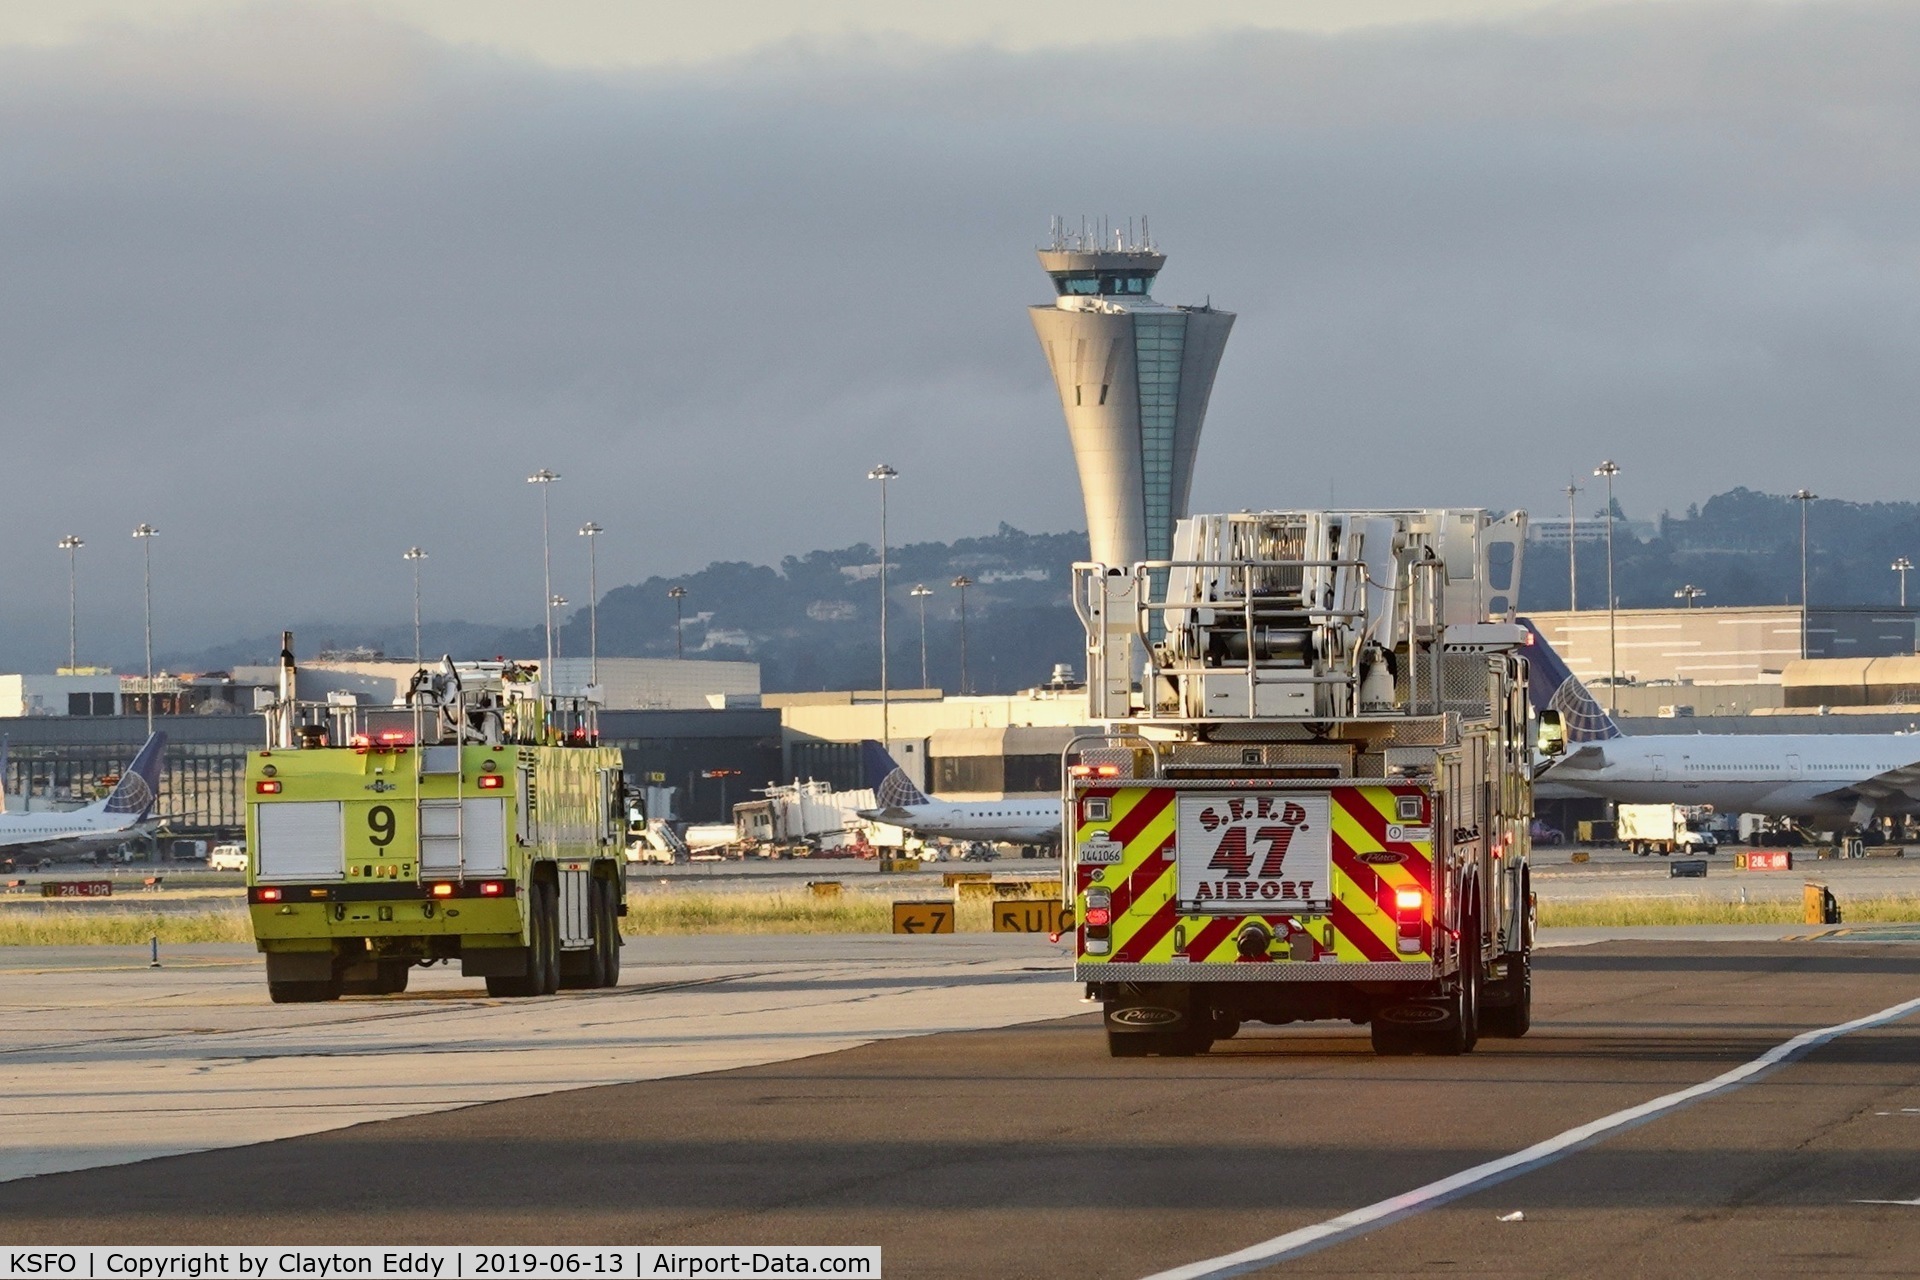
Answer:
[
  {"left": 1526, "top": 518, "right": 1658, "bottom": 547},
  {"left": 229, "top": 655, "right": 759, "bottom": 712},
  {"left": 0, "top": 673, "right": 122, "bottom": 717},
  {"left": 1029, "top": 222, "right": 1234, "bottom": 567},
  {"left": 1525, "top": 605, "right": 1918, "bottom": 687}
]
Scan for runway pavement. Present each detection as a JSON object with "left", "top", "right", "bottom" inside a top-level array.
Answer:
[{"left": 3, "top": 937, "right": 1920, "bottom": 1277}]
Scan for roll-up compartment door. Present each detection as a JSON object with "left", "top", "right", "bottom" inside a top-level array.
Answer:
[
  {"left": 461, "top": 798, "right": 508, "bottom": 876},
  {"left": 256, "top": 801, "right": 344, "bottom": 881}
]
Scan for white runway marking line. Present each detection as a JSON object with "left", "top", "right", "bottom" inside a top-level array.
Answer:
[{"left": 1143, "top": 992, "right": 1920, "bottom": 1280}]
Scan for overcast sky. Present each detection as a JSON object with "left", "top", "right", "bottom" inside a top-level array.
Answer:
[{"left": 2, "top": 0, "right": 1916, "bottom": 668}]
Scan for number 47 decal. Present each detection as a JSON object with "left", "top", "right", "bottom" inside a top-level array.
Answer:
[{"left": 1207, "top": 825, "right": 1300, "bottom": 878}]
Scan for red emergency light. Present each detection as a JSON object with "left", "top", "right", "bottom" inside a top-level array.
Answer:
[
  {"left": 255, "top": 779, "right": 282, "bottom": 794},
  {"left": 477, "top": 773, "right": 504, "bottom": 789}
]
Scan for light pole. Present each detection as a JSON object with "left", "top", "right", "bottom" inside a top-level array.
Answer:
[
  {"left": 867, "top": 463, "right": 898, "bottom": 747},
  {"left": 1674, "top": 584, "right": 1705, "bottom": 609},
  {"left": 951, "top": 574, "right": 973, "bottom": 696},
  {"left": 550, "top": 596, "right": 568, "bottom": 663},
  {"left": 910, "top": 584, "right": 933, "bottom": 689},
  {"left": 1895, "top": 557, "right": 1914, "bottom": 609},
  {"left": 1562, "top": 479, "right": 1580, "bottom": 611},
  {"left": 132, "top": 524, "right": 158, "bottom": 732},
  {"left": 527, "top": 468, "right": 560, "bottom": 687},
  {"left": 403, "top": 547, "right": 427, "bottom": 665},
  {"left": 667, "top": 586, "right": 687, "bottom": 659},
  {"left": 57, "top": 535, "right": 83, "bottom": 671},
  {"left": 1793, "top": 488, "right": 1817, "bottom": 659},
  {"left": 578, "top": 522, "right": 603, "bottom": 690},
  {"left": 1593, "top": 461, "right": 1621, "bottom": 713}
]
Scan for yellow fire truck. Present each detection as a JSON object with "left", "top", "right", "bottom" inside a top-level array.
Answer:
[
  {"left": 1066, "top": 509, "right": 1536, "bottom": 1055},
  {"left": 244, "top": 636, "right": 626, "bottom": 1002}
]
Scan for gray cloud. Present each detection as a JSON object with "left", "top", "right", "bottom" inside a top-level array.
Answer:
[{"left": 2, "top": 1, "right": 1918, "bottom": 668}]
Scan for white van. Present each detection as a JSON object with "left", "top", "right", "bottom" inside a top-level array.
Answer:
[{"left": 208, "top": 843, "right": 248, "bottom": 872}]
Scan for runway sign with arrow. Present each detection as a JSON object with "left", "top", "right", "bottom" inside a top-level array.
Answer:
[{"left": 891, "top": 901, "right": 954, "bottom": 934}]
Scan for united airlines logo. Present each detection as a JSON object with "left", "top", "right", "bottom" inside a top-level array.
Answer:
[
  {"left": 875, "top": 769, "right": 928, "bottom": 809},
  {"left": 103, "top": 773, "right": 154, "bottom": 816},
  {"left": 1550, "top": 674, "right": 1622, "bottom": 742}
]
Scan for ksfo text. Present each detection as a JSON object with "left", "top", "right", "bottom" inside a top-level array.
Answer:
[
  {"left": 3, "top": 1250, "right": 879, "bottom": 1280},
  {"left": 9, "top": 1253, "right": 453, "bottom": 1279}
]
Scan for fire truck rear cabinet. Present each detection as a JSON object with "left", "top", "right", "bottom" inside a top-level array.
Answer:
[
  {"left": 244, "top": 639, "right": 626, "bottom": 1002},
  {"left": 1068, "top": 510, "right": 1535, "bottom": 1056}
]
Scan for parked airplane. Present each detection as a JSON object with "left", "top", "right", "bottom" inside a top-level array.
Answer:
[
  {"left": 1523, "top": 622, "right": 1920, "bottom": 828},
  {"left": 854, "top": 741, "right": 1062, "bottom": 847},
  {"left": 0, "top": 733, "right": 167, "bottom": 858}
]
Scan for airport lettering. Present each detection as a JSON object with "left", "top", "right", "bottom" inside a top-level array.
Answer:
[
  {"left": 1194, "top": 878, "right": 1315, "bottom": 902},
  {"left": 10, "top": 1255, "right": 79, "bottom": 1276}
]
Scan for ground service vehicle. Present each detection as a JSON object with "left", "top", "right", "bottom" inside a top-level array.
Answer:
[
  {"left": 244, "top": 636, "right": 626, "bottom": 1003},
  {"left": 1616, "top": 803, "right": 1717, "bottom": 855},
  {"left": 1066, "top": 509, "right": 1536, "bottom": 1056}
]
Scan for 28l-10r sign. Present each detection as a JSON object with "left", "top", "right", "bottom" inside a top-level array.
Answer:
[{"left": 1176, "top": 793, "right": 1331, "bottom": 913}]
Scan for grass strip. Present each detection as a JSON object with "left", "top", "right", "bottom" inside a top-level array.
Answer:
[
  {"left": 0, "top": 908, "right": 253, "bottom": 946},
  {"left": 11, "top": 888, "right": 1907, "bottom": 945},
  {"left": 1539, "top": 894, "right": 1920, "bottom": 928}
]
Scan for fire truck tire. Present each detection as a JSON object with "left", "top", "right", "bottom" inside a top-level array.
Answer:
[
  {"left": 1369, "top": 1019, "right": 1416, "bottom": 1056},
  {"left": 487, "top": 881, "right": 558, "bottom": 997},
  {"left": 268, "top": 979, "right": 341, "bottom": 1003},
  {"left": 533, "top": 880, "right": 561, "bottom": 995},
  {"left": 1106, "top": 1028, "right": 1211, "bottom": 1057},
  {"left": 596, "top": 881, "right": 623, "bottom": 987},
  {"left": 1480, "top": 953, "right": 1532, "bottom": 1038}
]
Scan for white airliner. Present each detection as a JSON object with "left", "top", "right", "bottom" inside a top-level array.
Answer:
[
  {"left": 855, "top": 742, "right": 1062, "bottom": 846},
  {"left": 1524, "top": 622, "right": 1920, "bottom": 828},
  {"left": 0, "top": 733, "right": 167, "bottom": 858}
]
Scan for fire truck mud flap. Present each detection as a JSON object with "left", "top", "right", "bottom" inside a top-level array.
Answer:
[
  {"left": 1103, "top": 985, "right": 1195, "bottom": 1033},
  {"left": 460, "top": 944, "right": 529, "bottom": 977},
  {"left": 1373, "top": 1000, "right": 1457, "bottom": 1029},
  {"left": 264, "top": 951, "right": 334, "bottom": 983}
]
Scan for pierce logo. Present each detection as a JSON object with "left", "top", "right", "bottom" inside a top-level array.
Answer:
[
  {"left": 1357, "top": 850, "right": 1405, "bottom": 865},
  {"left": 1380, "top": 1004, "right": 1449, "bottom": 1024},
  {"left": 1110, "top": 1006, "right": 1182, "bottom": 1028}
]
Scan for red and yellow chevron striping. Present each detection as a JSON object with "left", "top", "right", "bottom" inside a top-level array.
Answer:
[{"left": 1075, "top": 784, "right": 1434, "bottom": 969}]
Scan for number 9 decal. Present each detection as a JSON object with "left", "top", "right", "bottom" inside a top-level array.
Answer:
[{"left": 368, "top": 804, "right": 396, "bottom": 848}]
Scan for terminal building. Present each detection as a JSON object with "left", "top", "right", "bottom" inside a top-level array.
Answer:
[
  {"left": 1029, "top": 221, "right": 1234, "bottom": 567},
  {"left": 1523, "top": 605, "right": 1919, "bottom": 718}
]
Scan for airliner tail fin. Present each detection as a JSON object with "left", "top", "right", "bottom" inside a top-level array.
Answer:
[
  {"left": 102, "top": 733, "right": 167, "bottom": 819},
  {"left": 861, "top": 740, "right": 929, "bottom": 808},
  {"left": 1518, "top": 618, "right": 1622, "bottom": 742}
]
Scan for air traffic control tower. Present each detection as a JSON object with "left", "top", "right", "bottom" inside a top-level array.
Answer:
[{"left": 1030, "top": 221, "right": 1234, "bottom": 567}]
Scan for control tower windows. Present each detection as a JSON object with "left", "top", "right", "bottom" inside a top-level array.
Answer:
[{"left": 1054, "top": 273, "right": 1157, "bottom": 297}]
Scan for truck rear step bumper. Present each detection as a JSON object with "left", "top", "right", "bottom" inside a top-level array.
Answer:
[{"left": 1079, "top": 960, "right": 1436, "bottom": 983}]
